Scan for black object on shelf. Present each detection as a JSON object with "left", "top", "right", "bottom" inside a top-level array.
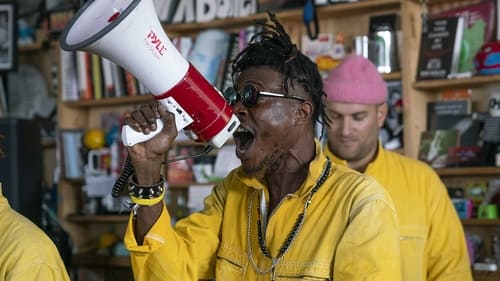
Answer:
[{"left": 0, "top": 118, "right": 42, "bottom": 227}]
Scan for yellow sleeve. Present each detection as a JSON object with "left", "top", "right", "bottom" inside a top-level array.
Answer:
[
  {"left": 334, "top": 194, "right": 402, "bottom": 281},
  {"left": 425, "top": 172, "right": 473, "bottom": 281},
  {"left": 124, "top": 184, "right": 226, "bottom": 281}
]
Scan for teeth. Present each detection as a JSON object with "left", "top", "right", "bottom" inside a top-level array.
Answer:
[{"left": 236, "top": 126, "right": 249, "bottom": 133}]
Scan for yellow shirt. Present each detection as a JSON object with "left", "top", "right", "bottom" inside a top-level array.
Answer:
[
  {"left": 324, "top": 143, "right": 472, "bottom": 281},
  {"left": 125, "top": 140, "right": 402, "bottom": 280},
  {"left": 0, "top": 184, "right": 71, "bottom": 281}
]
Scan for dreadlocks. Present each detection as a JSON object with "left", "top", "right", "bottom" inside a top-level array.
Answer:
[{"left": 230, "top": 12, "right": 326, "bottom": 125}]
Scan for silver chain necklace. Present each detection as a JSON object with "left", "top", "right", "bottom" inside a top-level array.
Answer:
[{"left": 246, "top": 158, "right": 332, "bottom": 281}]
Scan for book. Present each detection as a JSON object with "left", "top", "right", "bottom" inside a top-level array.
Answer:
[
  {"left": 428, "top": 113, "right": 482, "bottom": 147},
  {"left": 439, "top": 88, "right": 472, "bottom": 100},
  {"left": 446, "top": 145, "right": 482, "bottom": 167},
  {"left": 497, "top": 0, "right": 500, "bottom": 40},
  {"left": 426, "top": 99, "right": 472, "bottom": 129},
  {"left": 59, "top": 129, "right": 85, "bottom": 180},
  {"left": 426, "top": 99, "right": 471, "bottom": 114},
  {"left": 431, "top": 0, "right": 496, "bottom": 74},
  {"left": 123, "top": 69, "right": 138, "bottom": 96},
  {"left": 258, "top": 0, "right": 304, "bottom": 13},
  {"left": 382, "top": 80, "right": 403, "bottom": 150},
  {"left": 91, "top": 54, "right": 103, "bottom": 100},
  {"left": 59, "top": 49, "right": 78, "bottom": 102},
  {"left": 188, "top": 29, "right": 230, "bottom": 86},
  {"left": 75, "top": 51, "right": 93, "bottom": 100},
  {"left": 110, "top": 62, "right": 126, "bottom": 97},
  {"left": 418, "top": 129, "right": 459, "bottom": 168},
  {"left": 218, "top": 32, "right": 239, "bottom": 91},
  {"left": 416, "top": 16, "right": 465, "bottom": 80},
  {"left": 0, "top": 77, "right": 7, "bottom": 117},
  {"left": 100, "top": 57, "right": 115, "bottom": 98}
]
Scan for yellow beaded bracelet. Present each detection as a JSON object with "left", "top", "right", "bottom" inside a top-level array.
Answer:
[
  {"left": 128, "top": 175, "right": 166, "bottom": 206},
  {"left": 130, "top": 187, "right": 165, "bottom": 206}
]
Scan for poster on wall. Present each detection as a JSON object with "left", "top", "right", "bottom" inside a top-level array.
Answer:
[{"left": 0, "top": 2, "right": 16, "bottom": 72}]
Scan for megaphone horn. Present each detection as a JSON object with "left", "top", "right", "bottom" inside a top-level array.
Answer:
[{"left": 60, "top": 0, "right": 240, "bottom": 148}]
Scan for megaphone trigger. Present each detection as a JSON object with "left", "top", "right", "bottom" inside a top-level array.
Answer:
[{"left": 122, "top": 118, "right": 164, "bottom": 147}]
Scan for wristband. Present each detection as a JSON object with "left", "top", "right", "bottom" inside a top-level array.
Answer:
[
  {"left": 128, "top": 175, "right": 166, "bottom": 206},
  {"left": 130, "top": 187, "right": 165, "bottom": 206}
]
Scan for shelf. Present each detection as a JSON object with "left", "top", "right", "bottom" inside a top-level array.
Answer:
[
  {"left": 66, "top": 214, "right": 130, "bottom": 223},
  {"left": 63, "top": 95, "right": 153, "bottom": 108},
  {"left": 435, "top": 167, "right": 500, "bottom": 177},
  {"left": 164, "top": 0, "right": 401, "bottom": 34},
  {"left": 382, "top": 72, "right": 402, "bottom": 81},
  {"left": 462, "top": 219, "right": 500, "bottom": 227},
  {"left": 73, "top": 254, "right": 131, "bottom": 267},
  {"left": 19, "top": 30, "right": 49, "bottom": 52},
  {"left": 42, "top": 138, "right": 56, "bottom": 148},
  {"left": 473, "top": 270, "right": 500, "bottom": 281},
  {"left": 412, "top": 75, "right": 500, "bottom": 91}
]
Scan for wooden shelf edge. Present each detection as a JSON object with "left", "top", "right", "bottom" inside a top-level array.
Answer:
[
  {"left": 62, "top": 95, "right": 154, "bottom": 108},
  {"left": 413, "top": 75, "right": 500, "bottom": 91},
  {"left": 164, "top": 0, "right": 401, "bottom": 33},
  {"left": 462, "top": 219, "right": 500, "bottom": 226},
  {"left": 435, "top": 166, "right": 500, "bottom": 176},
  {"left": 72, "top": 253, "right": 131, "bottom": 267},
  {"left": 382, "top": 72, "right": 402, "bottom": 81}
]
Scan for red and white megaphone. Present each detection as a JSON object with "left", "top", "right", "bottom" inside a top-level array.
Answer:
[{"left": 60, "top": 0, "right": 240, "bottom": 148}]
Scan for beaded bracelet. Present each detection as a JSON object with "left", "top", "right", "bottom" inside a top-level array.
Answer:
[{"left": 128, "top": 175, "right": 166, "bottom": 206}]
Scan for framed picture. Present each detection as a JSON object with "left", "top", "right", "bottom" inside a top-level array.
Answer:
[
  {"left": 58, "top": 129, "right": 84, "bottom": 181},
  {"left": 0, "top": 3, "right": 16, "bottom": 72}
]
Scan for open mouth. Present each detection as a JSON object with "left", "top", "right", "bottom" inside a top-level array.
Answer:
[{"left": 233, "top": 125, "right": 254, "bottom": 156}]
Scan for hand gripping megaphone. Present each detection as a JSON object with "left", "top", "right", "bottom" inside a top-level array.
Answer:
[{"left": 60, "top": 0, "right": 240, "bottom": 148}]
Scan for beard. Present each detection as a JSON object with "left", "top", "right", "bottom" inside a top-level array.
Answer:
[{"left": 243, "top": 146, "right": 286, "bottom": 181}]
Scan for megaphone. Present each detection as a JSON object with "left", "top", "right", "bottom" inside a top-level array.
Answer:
[{"left": 60, "top": 0, "right": 240, "bottom": 148}]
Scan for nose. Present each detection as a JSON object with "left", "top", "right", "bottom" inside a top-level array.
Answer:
[
  {"left": 232, "top": 101, "right": 248, "bottom": 118},
  {"left": 340, "top": 118, "right": 352, "bottom": 136}
]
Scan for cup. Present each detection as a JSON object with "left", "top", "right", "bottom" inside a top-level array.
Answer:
[{"left": 87, "top": 148, "right": 111, "bottom": 175}]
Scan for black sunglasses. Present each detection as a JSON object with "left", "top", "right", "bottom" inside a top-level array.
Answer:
[{"left": 223, "top": 84, "right": 305, "bottom": 108}]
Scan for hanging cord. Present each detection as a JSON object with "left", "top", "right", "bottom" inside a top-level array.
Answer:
[
  {"left": 303, "top": 0, "right": 319, "bottom": 40},
  {"left": 111, "top": 144, "right": 214, "bottom": 198}
]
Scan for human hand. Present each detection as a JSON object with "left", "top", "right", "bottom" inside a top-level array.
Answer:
[{"left": 123, "top": 101, "right": 178, "bottom": 183}]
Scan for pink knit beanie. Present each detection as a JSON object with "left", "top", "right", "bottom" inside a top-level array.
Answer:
[{"left": 323, "top": 54, "right": 388, "bottom": 104}]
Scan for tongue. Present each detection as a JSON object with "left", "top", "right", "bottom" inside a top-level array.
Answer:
[{"left": 234, "top": 132, "right": 253, "bottom": 154}]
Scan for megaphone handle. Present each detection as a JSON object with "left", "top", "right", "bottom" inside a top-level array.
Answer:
[{"left": 122, "top": 119, "right": 164, "bottom": 147}]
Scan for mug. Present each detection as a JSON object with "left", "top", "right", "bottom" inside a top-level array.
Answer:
[{"left": 87, "top": 148, "right": 110, "bottom": 175}]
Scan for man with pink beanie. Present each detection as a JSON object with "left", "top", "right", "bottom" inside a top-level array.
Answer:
[{"left": 322, "top": 54, "right": 472, "bottom": 281}]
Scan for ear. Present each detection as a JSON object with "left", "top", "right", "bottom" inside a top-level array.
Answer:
[
  {"left": 376, "top": 103, "right": 388, "bottom": 128},
  {"left": 294, "top": 100, "right": 313, "bottom": 126}
]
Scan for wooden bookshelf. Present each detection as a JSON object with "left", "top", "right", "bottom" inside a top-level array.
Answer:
[
  {"left": 413, "top": 75, "right": 500, "bottom": 91},
  {"left": 63, "top": 95, "right": 153, "bottom": 108},
  {"left": 462, "top": 219, "right": 500, "bottom": 227},
  {"left": 435, "top": 167, "right": 500, "bottom": 177}
]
